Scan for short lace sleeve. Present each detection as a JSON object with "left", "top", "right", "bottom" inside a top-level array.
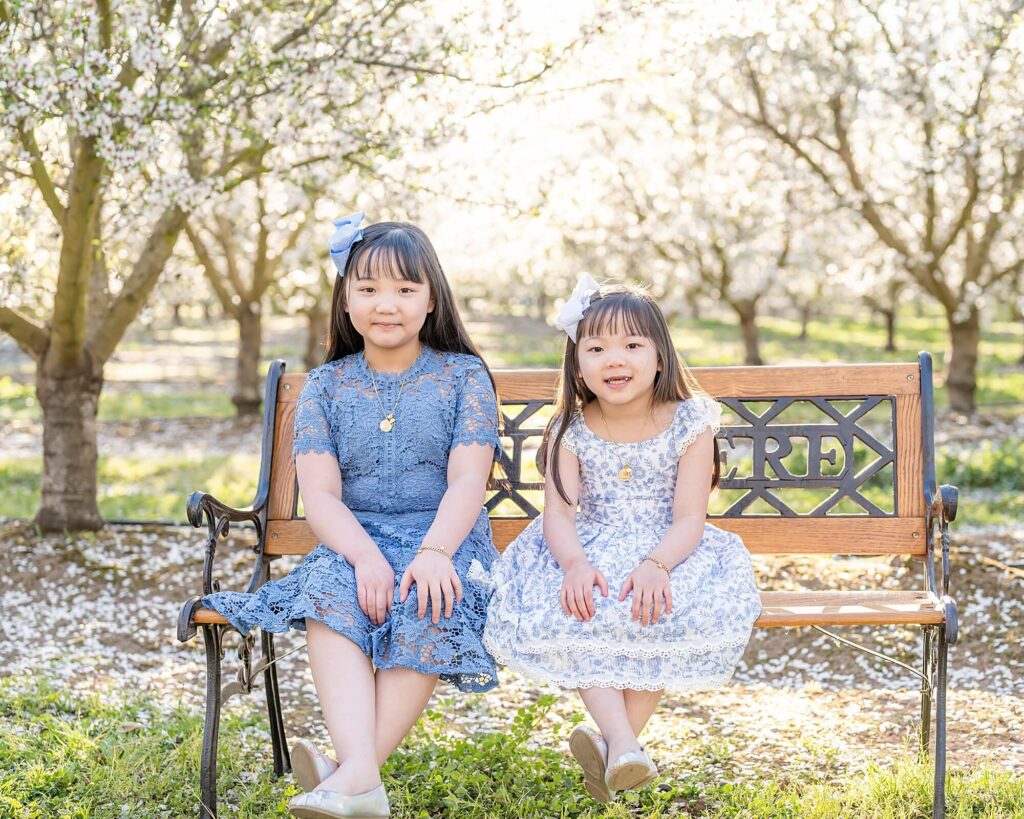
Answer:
[
  {"left": 451, "top": 357, "right": 501, "bottom": 454},
  {"left": 550, "top": 414, "right": 581, "bottom": 456},
  {"left": 292, "top": 368, "right": 338, "bottom": 458},
  {"left": 675, "top": 395, "right": 722, "bottom": 458}
]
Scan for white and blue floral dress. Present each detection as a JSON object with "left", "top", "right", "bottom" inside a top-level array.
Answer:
[
  {"left": 201, "top": 346, "right": 502, "bottom": 692},
  {"left": 479, "top": 397, "right": 761, "bottom": 691}
]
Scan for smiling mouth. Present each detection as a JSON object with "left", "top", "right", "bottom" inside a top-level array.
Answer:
[{"left": 604, "top": 376, "right": 632, "bottom": 386}]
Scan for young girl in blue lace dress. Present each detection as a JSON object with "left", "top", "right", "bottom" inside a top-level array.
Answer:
[
  {"left": 479, "top": 276, "right": 761, "bottom": 804},
  {"left": 201, "top": 214, "right": 500, "bottom": 819}
]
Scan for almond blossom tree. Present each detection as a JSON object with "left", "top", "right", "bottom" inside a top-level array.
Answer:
[
  {"left": 721, "top": 0, "right": 1024, "bottom": 412},
  {"left": 0, "top": 0, "right": 567, "bottom": 530}
]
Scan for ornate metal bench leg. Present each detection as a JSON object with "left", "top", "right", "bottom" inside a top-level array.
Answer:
[
  {"left": 933, "top": 627, "right": 949, "bottom": 819},
  {"left": 200, "top": 624, "right": 225, "bottom": 819},
  {"left": 920, "top": 626, "right": 934, "bottom": 756},
  {"left": 262, "top": 630, "right": 291, "bottom": 777}
]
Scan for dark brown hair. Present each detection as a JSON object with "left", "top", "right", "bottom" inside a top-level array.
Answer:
[
  {"left": 323, "top": 221, "right": 502, "bottom": 480},
  {"left": 539, "top": 284, "right": 721, "bottom": 505},
  {"left": 324, "top": 221, "right": 489, "bottom": 368}
]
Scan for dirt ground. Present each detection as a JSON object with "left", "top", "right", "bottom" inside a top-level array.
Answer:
[{"left": 1, "top": 516, "right": 1021, "bottom": 779}]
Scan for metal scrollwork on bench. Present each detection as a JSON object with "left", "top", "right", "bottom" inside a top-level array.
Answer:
[
  {"left": 716, "top": 396, "right": 896, "bottom": 517},
  {"left": 486, "top": 395, "right": 899, "bottom": 519},
  {"left": 487, "top": 400, "right": 550, "bottom": 516}
]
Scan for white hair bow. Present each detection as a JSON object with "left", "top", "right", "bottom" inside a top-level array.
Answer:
[{"left": 554, "top": 273, "right": 600, "bottom": 342}]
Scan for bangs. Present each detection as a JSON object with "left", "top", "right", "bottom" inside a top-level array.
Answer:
[
  {"left": 349, "top": 230, "right": 427, "bottom": 283},
  {"left": 577, "top": 292, "right": 658, "bottom": 341}
]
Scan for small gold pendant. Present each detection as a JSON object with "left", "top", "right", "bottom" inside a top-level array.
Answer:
[
  {"left": 618, "top": 464, "right": 633, "bottom": 481},
  {"left": 379, "top": 416, "right": 395, "bottom": 432}
]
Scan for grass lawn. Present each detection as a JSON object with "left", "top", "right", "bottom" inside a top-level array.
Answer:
[{"left": 2, "top": 678, "right": 1020, "bottom": 818}]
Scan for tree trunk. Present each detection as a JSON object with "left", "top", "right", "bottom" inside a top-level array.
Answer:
[
  {"left": 798, "top": 305, "right": 811, "bottom": 340},
  {"left": 732, "top": 299, "right": 764, "bottom": 366},
  {"left": 945, "top": 305, "right": 980, "bottom": 414},
  {"left": 883, "top": 308, "right": 897, "bottom": 352},
  {"left": 233, "top": 302, "right": 262, "bottom": 416},
  {"left": 35, "top": 360, "right": 104, "bottom": 531},
  {"left": 305, "top": 304, "right": 328, "bottom": 371}
]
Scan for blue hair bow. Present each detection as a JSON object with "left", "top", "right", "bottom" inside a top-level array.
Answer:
[{"left": 329, "top": 211, "right": 365, "bottom": 276}]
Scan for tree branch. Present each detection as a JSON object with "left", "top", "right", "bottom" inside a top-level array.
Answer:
[
  {"left": 0, "top": 306, "right": 49, "bottom": 361},
  {"left": 212, "top": 213, "right": 248, "bottom": 300},
  {"left": 88, "top": 206, "right": 187, "bottom": 363},
  {"left": 49, "top": 138, "right": 103, "bottom": 369},
  {"left": 184, "top": 221, "right": 239, "bottom": 318},
  {"left": 17, "top": 124, "right": 65, "bottom": 222},
  {"left": 827, "top": 93, "right": 915, "bottom": 261}
]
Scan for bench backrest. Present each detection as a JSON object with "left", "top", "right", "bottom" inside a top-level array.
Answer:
[{"left": 258, "top": 355, "right": 938, "bottom": 558}]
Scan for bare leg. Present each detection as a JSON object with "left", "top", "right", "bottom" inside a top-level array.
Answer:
[
  {"left": 624, "top": 689, "right": 663, "bottom": 738},
  {"left": 577, "top": 687, "right": 641, "bottom": 762},
  {"left": 373, "top": 666, "right": 439, "bottom": 763},
  {"left": 305, "top": 620, "right": 380, "bottom": 794}
]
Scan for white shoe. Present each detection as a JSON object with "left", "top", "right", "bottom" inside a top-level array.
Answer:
[
  {"left": 604, "top": 748, "right": 658, "bottom": 793},
  {"left": 291, "top": 740, "right": 339, "bottom": 793},
  {"left": 288, "top": 783, "right": 390, "bottom": 818},
  {"left": 568, "top": 725, "right": 612, "bottom": 803}
]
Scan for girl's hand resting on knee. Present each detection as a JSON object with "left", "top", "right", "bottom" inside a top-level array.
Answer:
[
  {"left": 399, "top": 550, "right": 463, "bottom": 624},
  {"left": 354, "top": 553, "right": 396, "bottom": 626},
  {"left": 619, "top": 562, "right": 673, "bottom": 626},
  {"left": 559, "top": 560, "right": 609, "bottom": 621}
]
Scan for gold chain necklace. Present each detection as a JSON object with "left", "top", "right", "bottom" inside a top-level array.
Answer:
[
  {"left": 598, "top": 405, "right": 656, "bottom": 482},
  {"left": 368, "top": 368, "right": 408, "bottom": 433}
]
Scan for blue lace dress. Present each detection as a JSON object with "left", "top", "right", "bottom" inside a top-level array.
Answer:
[
  {"left": 476, "top": 397, "right": 761, "bottom": 691},
  {"left": 201, "top": 346, "right": 502, "bottom": 692}
]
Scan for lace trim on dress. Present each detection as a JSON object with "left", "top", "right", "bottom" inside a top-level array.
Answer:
[
  {"left": 554, "top": 414, "right": 582, "bottom": 455},
  {"left": 487, "top": 634, "right": 754, "bottom": 660},
  {"left": 293, "top": 439, "right": 337, "bottom": 456},
  {"left": 675, "top": 396, "right": 723, "bottom": 458}
]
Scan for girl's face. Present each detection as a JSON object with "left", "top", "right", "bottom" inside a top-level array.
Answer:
[
  {"left": 577, "top": 329, "right": 660, "bottom": 407},
  {"left": 345, "top": 272, "right": 434, "bottom": 354}
]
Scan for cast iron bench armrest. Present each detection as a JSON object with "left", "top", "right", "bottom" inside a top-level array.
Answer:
[
  {"left": 928, "top": 483, "right": 959, "bottom": 643},
  {"left": 177, "top": 490, "right": 268, "bottom": 643}
]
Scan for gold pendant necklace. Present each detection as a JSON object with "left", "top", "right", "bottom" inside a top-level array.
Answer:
[
  {"left": 368, "top": 365, "right": 407, "bottom": 433},
  {"left": 598, "top": 406, "right": 650, "bottom": 482},
  {"left": 598, "top": 403, "right": 659, "bottom": 479}
]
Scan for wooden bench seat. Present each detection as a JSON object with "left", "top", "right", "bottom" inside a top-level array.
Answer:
[
  {"left": 193, "top": 589, "right": 945, "bottom": 629},
  {"left": 177, "top": 352, "right": 958, "bottom": 819}
]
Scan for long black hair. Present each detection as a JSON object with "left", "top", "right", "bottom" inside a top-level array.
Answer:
[
  {"left": 324, "top": 221, "right": 489, "bottom": 369},
  {"left": 539, "top": 285, "right": 721, "bottom": 505},
  {"left": 322, "top": 221, "right": 502, "bottom": 483}
]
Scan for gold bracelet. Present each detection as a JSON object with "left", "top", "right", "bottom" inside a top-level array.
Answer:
[
  {"left": 642, "top": 556, "right": 671, "bottom": 578},
  {"left": 417, "top": 545, "right": 454, "bottom": 563}
]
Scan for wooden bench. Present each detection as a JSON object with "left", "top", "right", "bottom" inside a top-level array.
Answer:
[{"left": 178, "top": 352, "right": 959, "bottom": 819}]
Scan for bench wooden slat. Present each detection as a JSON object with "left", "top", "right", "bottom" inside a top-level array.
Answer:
[
  {"left": 264, "top": 516, "right": 926, "bottom": 556},
  {"left": 191, "top": 589, "right": 942, "bottom": 629},
  {"left": 268, "top": 401, "right": 297, "bottom": 520},
  {"left": 277, "top": 362, "right": 921, "bottom": 404},
  {"left": 895, "top": 394, "right": 925, "bottom": 517}
]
